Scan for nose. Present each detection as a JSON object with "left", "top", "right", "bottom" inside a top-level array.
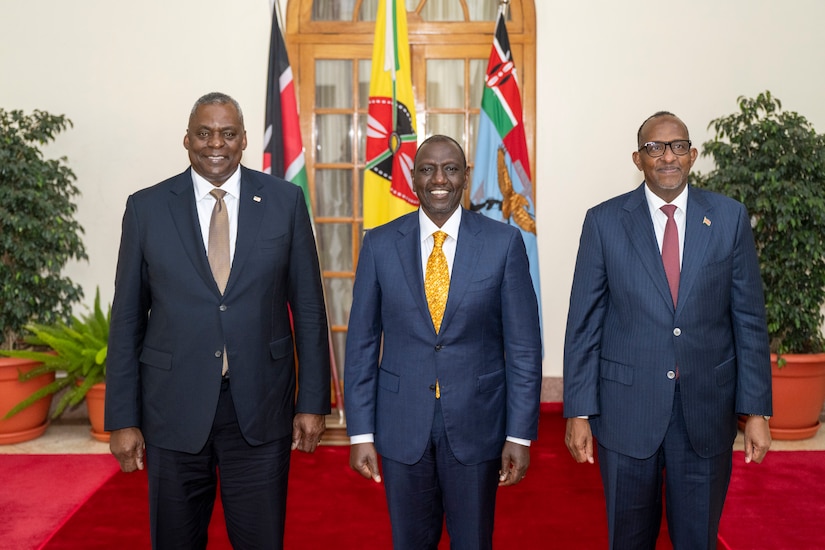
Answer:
[
  {"left": 433, "top": 166, "right": 447, "bottom": 182},
  {"left": 207, "top": 131, "right": 224, "bottom": 149}
]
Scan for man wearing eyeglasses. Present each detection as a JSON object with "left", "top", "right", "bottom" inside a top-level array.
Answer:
[{"left": 563, "top": 112, "right": 772, "bottom": 549}]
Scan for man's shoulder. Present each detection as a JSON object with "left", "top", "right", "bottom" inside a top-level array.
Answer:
[
  {"left": 689, "top": 184, "right": 746, "bottom": 211},
  {"left": 240, "top": 166, "right": 302, "bottom": 198},
  {"left": 364, "top": 211, "right": 418, "bottom": 237},
  {"left": 130, "top": 169, "right": 190, "bottom": 201}
]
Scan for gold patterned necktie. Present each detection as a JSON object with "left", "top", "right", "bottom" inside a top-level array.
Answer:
[
  {"left": 208, "top": 188, "right": 230, "bottom": 294},
  {"left": 425, "top": 231, "right": 450, "bottom": 334},
  {"left": 208, "top": 188, "right": 230, "bottom": 376}
]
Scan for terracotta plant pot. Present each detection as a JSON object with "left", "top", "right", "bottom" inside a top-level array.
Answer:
[
  {"left": 84, "top": 381, "right": 109, "bottom": 443},
  {"left": 0, "top": 357, "right": 55, "bottom": 444},
  {"left": 768, "top": 353, "right": 825, "bottom": 440}
]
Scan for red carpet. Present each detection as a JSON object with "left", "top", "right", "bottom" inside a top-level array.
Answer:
[
  {"left": 718, "top": 450, "right": 825, "bottom": 549},
  {"left": 0, "top": 454, "right": 120, "bottom": 550},
  {"left": 4, "top": 406, "right": 822, "bottom": 549}
]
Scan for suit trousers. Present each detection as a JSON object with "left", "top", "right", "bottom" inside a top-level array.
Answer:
[
  {"left": 597, "top": 383, "right": 733, "bottom": 550},
  {"left": 381, "top": 400, "right": 500, "bottom": 550},
  {"left": 146, "top": 377, "right": 292, "bottom": 550}
]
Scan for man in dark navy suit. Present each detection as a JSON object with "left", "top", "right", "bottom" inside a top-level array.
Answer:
[
  {"left": 563, "top": 111, "right": 772, "bottom": 549},
  {"left": 105, "top": 92, "right": 330, "bottom": 549},
  {"left": 345, "top": 135, "right": 542, "bottom": 550}
]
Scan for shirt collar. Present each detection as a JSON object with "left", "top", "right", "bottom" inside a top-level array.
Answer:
[
  {"left": 419, "top": 207, "right": 462, "bottom": 242},
  {"left": 644, "top": 183, "right": 688, "bottom": 214},
  {"left": 192, "top": 166, "right": 242, "bottom": 200}
]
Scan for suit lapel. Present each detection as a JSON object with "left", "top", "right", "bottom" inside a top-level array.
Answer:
[
  {"left": 227, "top": 168, "right": 265, "bottom": 295},
  {"left": 168, "top": 169, "right": 218, "bottom": 294},
  {"left": 621, "top": 184, "right": 674, "bottom": 310},
  {"left": 677, "top": 186, "right": 713, "bottom": 315},
  {"left": 395, "top": 215, "right": 433, "bottom": 331},
  {"left": 440, "top": 210, "right": 483, "bottom": 333}
]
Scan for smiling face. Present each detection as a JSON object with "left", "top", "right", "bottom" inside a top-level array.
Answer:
[
  {"left": 632, "top": 114, "right": 697, "bottom": 202},
  {"left": 184, "top": 102, "right": 247, "bottom": 186},
  {"left": 412, "top": 137, "right": 469, "bottom": 227}
]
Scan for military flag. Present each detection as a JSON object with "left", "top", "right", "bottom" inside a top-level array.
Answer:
[{"left": 471, "top": 4, "right": 542, "bottom": 329}]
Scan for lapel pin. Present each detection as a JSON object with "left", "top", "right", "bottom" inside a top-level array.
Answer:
[
  {"left": 703, "top": 216, "right": 711, "bottom": 227},
  {"left": 253, "top": 196, "right": 262, "bottom": 202}
]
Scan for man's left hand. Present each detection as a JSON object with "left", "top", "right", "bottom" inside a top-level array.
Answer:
[
  {"left": 742, "top": 415, "right": 771, "bottom": 464},
  {"left": 292, "top": 413, "right": 326, "bottom": 453},
  {"left": 499, "top": 440, "right": 530, "bottom": 486}
]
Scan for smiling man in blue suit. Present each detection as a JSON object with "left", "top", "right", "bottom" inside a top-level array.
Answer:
[
  {"left": 105, "top": 92, "right": 330, "bottom": 549},
  {"left": 563, "top": 112, "right": 772, "bottom": 549},
  {"left": 345, "top": 135, "right": 542, "bottom": 550}
]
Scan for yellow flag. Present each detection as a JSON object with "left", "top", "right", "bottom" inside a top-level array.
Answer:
[{"left": 364, "top": 0, "right": 418, "bottom": 229}]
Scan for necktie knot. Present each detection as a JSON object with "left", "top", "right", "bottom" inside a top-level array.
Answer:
[
  {"left": 433, "top": 230, "right": 447, "bottom": 249},
  {"left": 210, "top": 188, "right": 227, "bottom": 201},
  {"left": 661, "top": 204, "right": 677, "bottom": 219}
]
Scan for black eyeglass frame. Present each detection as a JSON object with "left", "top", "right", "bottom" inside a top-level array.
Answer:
[{"left": 638, "top": 140, "right": 692, "bottom": 157}]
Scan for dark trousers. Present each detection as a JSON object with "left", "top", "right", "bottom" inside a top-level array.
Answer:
[
  {"left": 598, "top": 383, "right": 733, "bottom": 550},
  {"left": 381, "top": 400, "right": 500, "bottom": 550},
  {"left": 146, "top": 377, "right": 292, "bottom": 550}
]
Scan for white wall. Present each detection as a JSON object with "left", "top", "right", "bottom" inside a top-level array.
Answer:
[{"left": 2, "top": 0, "right": 824, "bottom": 377}]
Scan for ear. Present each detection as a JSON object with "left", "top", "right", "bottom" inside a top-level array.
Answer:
[
  {"left": 183, "top": 131, "right": 190, "bottom": 151},
  {"left": 688, "top": 147, "right": 698, "bottom": 167},
  {"left": 632, "top": 151, "right": 643, "bottom": 171}
]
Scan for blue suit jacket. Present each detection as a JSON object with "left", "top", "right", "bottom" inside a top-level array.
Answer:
[
  {"left": 563, "top": 183, "right": 772, "bottom": 459},
  {"left": 344, "top": 208, "right": 542, "bottom": 465},
  {"left": 105, "top": 167, "right": 330, "bottom": 453}
]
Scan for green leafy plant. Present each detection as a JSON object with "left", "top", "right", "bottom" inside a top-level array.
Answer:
[
  {"left": 0, "top": 288, "right": 108, "bottom": 418},
  {"left": 694, "top": 91, "right": 825, "bottom": 356},
  {"left": 0, "top": 108, "right": 87, "bottom": 350}
]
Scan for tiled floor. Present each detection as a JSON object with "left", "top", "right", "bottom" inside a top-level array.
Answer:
[{"left": 1, "top": 415, "right": 823, "bottom": 454}]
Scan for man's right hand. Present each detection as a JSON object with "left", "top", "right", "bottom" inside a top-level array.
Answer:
[
  {"left": 349, "top": 442, "right": 381, "bottom": 482},
  {"left": 109, "top": 427, "right": 146, "bottom": 472},
  {"left": 565, "top": 417, "right": 595, "bottom": 464}
]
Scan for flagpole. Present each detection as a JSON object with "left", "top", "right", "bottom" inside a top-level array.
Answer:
[{"left": 265, "top": 2, "right": 345, "bottom": 426}]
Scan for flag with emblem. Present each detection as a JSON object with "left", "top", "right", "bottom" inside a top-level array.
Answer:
[
  {"left": 363, "top": 0, "right": 418, "bottom": 229},
  {"left": 470, "top": 4, "right": 542, "bottom": 330},
  {"left": 263, "top": 6, "right": 346, "bottom": 416},
  {"left": 263, "top": 6, "right": 311, "bottom": 216}
]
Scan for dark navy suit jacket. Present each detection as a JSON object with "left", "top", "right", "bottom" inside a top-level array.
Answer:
[
  {"left": 105, "top": 166, "right": 330, "bottom": 453},
  {"left": 563, "top": 183, "right": 772, "bottom": 459},
  {"left": 344, "top": 208, "right": 542, "bottom": 466}
]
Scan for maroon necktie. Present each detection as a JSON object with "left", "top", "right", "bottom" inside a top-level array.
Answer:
[{"left": 661, "top": 204, "right": 680, "bottom": 307}]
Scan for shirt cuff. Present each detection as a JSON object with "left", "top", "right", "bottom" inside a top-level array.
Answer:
[
  {"left": 506, "top": 436, "right": 531, "bottom": 447},
  {"left": 350, "top": 433, "right": 374, "bottom": 445}
]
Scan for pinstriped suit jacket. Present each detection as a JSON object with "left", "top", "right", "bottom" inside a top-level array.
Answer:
[{"left": 563, "top": 183, "right": 771, "bottom": 459}]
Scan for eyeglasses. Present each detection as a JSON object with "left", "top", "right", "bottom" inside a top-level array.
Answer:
[{"left": 638, "top": 140, "right": 692, "bottom": 157}]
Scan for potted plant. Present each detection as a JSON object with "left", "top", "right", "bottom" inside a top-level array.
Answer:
[
  {"left": 0, "top": 289, "right": 109, "bottom": 441},
  {"left": 0, "top": 108, "right": 87, "bottom": 443},
  {"left": 694, "top": 91, "right": 825, "bottom": 439}
]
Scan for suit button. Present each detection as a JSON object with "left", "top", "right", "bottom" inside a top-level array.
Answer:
[
  {"left": 667, "top": 370, "right": 676, "bottom": 379},
  {"left": 219, "top": 305, "right": 227, "bottom": 311},
  {"left": 673, "top": 328, "right": 681, "bottom": 336},
  {"left": 435, "top": 345, "right": 443, "bottom": 351},
  {"left": 215, "top": 350, "right": 222, "bottom": 358}
]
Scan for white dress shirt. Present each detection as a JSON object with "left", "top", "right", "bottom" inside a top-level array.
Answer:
[{"left": 192, "top": 166, "right": 242, "bottom": 263}]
